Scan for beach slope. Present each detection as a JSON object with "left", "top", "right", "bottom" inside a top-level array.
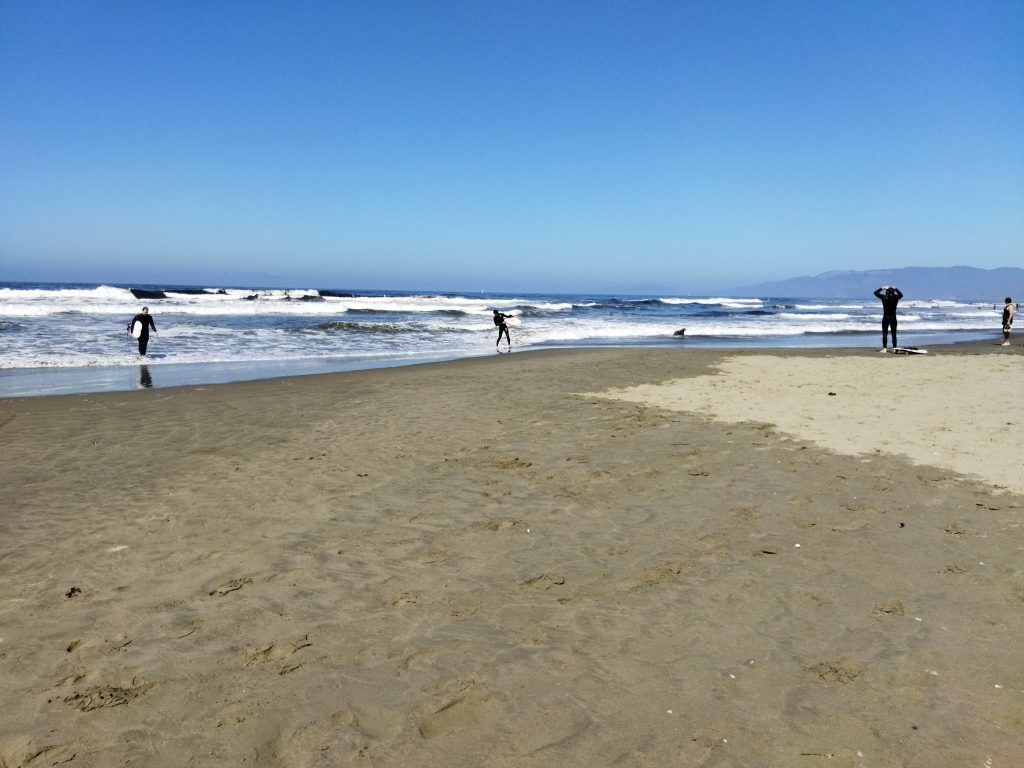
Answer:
[{"left": 1, "top": 346, "right": 1022, "bottom": 767}]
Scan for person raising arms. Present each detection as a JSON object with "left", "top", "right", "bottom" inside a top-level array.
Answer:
[{"left": 873, "top": 285, "right": 903, "bottom": 352}]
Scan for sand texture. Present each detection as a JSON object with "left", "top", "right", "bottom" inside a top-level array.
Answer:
[
  {"left": 1, "top": 345, "right": 1022, "bottom": 767},
  {"left": 595, "top": 351, "right": 1024, "bottom": 495}
]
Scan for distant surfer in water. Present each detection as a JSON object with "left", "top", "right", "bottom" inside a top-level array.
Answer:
[
  {"left": 873, "top": 285, "right": 903, "bottom": 352},
  {"left": 1002, "top": 297, "right": 1014, "bottom": 346},
  {"left": 128, "top": 306, "right": 158, "bottom": 356},
  {"left": 493, "top": 310, "right": 511, "bottom": 350}
]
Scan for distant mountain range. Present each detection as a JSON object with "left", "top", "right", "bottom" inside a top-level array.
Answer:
[{"left": 733, "top": 266, "right": 1024, "bottom": 301}]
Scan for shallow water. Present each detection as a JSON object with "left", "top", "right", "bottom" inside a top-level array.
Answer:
[{"left": 0, "top": 281, "right": 999, "bottom": 396}]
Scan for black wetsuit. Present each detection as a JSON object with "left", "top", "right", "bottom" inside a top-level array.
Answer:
[
  {"left": 129, "top": 313, "right": 157, "bottom": 355},
  {"left": 493, "top": 312, "right": 511, "bottom": 347},
  {"left": 873, "top": 287, "right": 903, "bottom": 348}
]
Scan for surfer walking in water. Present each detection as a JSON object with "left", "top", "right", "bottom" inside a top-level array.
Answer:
[
  {"left": 1002, "top": 297, "right": 1014, "bottom": 346},
  {"left": 493, "top": 310, "right": 512, "bottom": 350},
  {"left": 128, "top": 306, "right": 158, "bottom": 356},
  {"left": 873, "top": 285, "right": 903, "bottom": 352}
]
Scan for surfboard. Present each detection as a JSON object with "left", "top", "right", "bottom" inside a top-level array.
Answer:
[
  {"left": 893, "top": 347, "right": 927, "bottom": 354},
  {"left": 504, "top": 316, "right": 522, "bottom": 326},
  {"left": 130, "top": 320, "right": 143, "bottom": 339}
]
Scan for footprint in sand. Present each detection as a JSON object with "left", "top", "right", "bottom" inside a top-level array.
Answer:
[
  {"left": 872, "top": 598, "right": 905, "bottom": 618},
  {"left": 279, "top": 710, "right": 365, "bottom": 760},
  {"left": 62, "top": 682, "right": 158, "bottom": 711},
  {"left": 245, "top": 635, "right": 312, "bottom": 673},
  {"left": 280, "top": 704, "right": 403, "bottom": 758},
  {"left": 209, "top": 577, "right": 252, "bottom": 596},
  {"left": 628, "top": 563, "right": 688, "bottom": 591},
  {"left": 730, "top": 506, "right": 760, "bottom": 520},
  {"left": 386, "top": 591, "right": 421, "bottom": 607},
  {"left": 830, "top": 521, "right": 869, "bottom": 532},
  {"left": 401, "top": 647, "right": 445, "bottom": 672},
  {"left": 417, "top": 683, "right": 501, "bottom": 739},
  {"left": 521, "top": 573, "right": 566, "bottom": 590},
  {"left": 486, "top": 518, "right": 527, "bottom": 532},
  {"left": 583, "top": 544, "right": 631, "bottom": 557},
  {"left": 806, "top": 660, "right": 865, "bottom": 684},
  {"left": 52, "top": 672, "right": 87, "bottom": 688},
  {"left": 0, "top": 737, "right": 77, "bottom": 767},
  {"left": 483, "top": 457, "right": 533, "bottom": 470}
]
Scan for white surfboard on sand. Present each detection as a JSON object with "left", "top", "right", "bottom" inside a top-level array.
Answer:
[{"left": 893, "top": 347, "right": 927, "bottom": 354}]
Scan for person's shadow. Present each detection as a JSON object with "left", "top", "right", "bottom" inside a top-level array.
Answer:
[{"left": 139, "top": 365, "right": 153, "bottom": 388}]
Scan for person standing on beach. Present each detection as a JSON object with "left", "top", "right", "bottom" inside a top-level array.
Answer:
[
  {"left": 128, "top": 306, "right": 158, "bottom": 356},
  {"left": 493, "top": 310, "right": 511, "bottom": 350},
  {"left": 873, "top": 285, "right": 903, "bottom": 352},
  {"left": 1002, "top": 297, "right": 1014, "bottom": 346}
]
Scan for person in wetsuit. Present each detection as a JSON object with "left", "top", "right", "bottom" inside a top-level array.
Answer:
[
  {"left": 1002, "top": 297, "right": 1015, "bottom": 346},
  {"left": 493, "top": 310, "right": 511, "bottom": 349},
  {"left": 873, "top": 285, "right": 903, "bottom": 352},
  {"left": 128, "top": 306, "right": 158, "bottom": 356}
]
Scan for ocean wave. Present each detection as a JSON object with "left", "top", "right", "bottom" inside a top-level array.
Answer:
[
  {"left": 513, "top": 307, "right": 550, "bottom": 318},
  {"left": 622, "top": 298, "right": 663, "bottom": 306},
  {"left": 804, "top": 329, "right": 875, "bottom": 336},
  {"left": 310, "top": 321, "right": 405, "bottom": 334},
  {"left": 904, "top": 299, "right": 980, "bottom": 308},
  {"left": 792, "top": 303, "right": 866, "bottom": 310},
  {"left": 0, "top": 284, "right": 133, "bottom": 300},
  {"left": 0, "top": 282, "right": 998, "bottom": 376},
  {"left": 778, "top": 312, "right": 852, "bottom": 320},
  {"left": 660, "top": 297, "right": 764, "bottom": 308}
]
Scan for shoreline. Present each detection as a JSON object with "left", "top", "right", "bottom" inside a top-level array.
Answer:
[
  {"left": 0, "top": 334, "right": 1010, "bottom": 399},
  {"left": 2, "top": 345, "right": 1022, "bottom": 766},
  {"left": 0, "top": 353, "right": 466, "bottom": 399}
]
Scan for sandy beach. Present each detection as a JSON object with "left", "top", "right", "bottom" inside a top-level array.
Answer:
[{"left": 1, "top": 343, "right": 1022, "bottom": 767}]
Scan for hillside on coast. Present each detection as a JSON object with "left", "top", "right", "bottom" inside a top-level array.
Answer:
[{"left": 733, "top": 266, "right": 1024, "bottom": 301}]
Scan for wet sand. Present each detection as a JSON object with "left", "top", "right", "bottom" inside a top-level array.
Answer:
[{"left": 1, "top": 343, "right": 1022, "bottom": 767}]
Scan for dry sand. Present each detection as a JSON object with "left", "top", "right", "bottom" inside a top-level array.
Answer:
[
  {"left": 1, "top": 345, "right": 1022, "bottom": 767},
  {"left": 594, "top": 350, "right": 1024, "bottom": 496}
]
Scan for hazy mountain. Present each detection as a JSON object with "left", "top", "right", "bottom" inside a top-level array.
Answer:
[{"left": 733, "top": 266, "right": 1024, "bottom": 301}]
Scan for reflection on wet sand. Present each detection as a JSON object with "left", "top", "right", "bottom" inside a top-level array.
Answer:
[{"left": 139, "top": 365, "right": 153, "bottom": 388}]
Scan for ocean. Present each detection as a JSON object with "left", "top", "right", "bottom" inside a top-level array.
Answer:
[{"left": 0, "top": 281, "right": 1003, "bottom": 397}]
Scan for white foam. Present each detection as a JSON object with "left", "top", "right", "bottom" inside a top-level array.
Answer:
[
  {"left": 0, "top": 283, "right": 998, "bottom": 375},
  {"left": 660, "top": 297, "right": 764, "bottom": 308}
]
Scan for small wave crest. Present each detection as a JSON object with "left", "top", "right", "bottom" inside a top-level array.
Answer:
[
  {"left": 310, "top": 320, "right": 405, "bottom": 334},
  {"left": 660, "top": 297, "right": 764, "bottom": 308}
]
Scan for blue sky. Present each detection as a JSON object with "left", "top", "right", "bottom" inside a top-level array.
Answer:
[{"left": 1, "top": 1, "right": 1021, "bottom": 294}]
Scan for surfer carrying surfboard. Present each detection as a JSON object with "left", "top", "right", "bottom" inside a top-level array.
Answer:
[
  {"left": 873, "top": 285, "right": 903, "bottom": 353},
  {"left": 493, "top": 310, "right": 512, "bottom": 350},
  {"left": 127, "top": 306, "right": 158, "bottom": 356}
]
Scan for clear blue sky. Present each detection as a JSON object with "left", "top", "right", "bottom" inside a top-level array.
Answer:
[{"left": 2, "top": 1, "right": 1022, "bottom": 294}]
